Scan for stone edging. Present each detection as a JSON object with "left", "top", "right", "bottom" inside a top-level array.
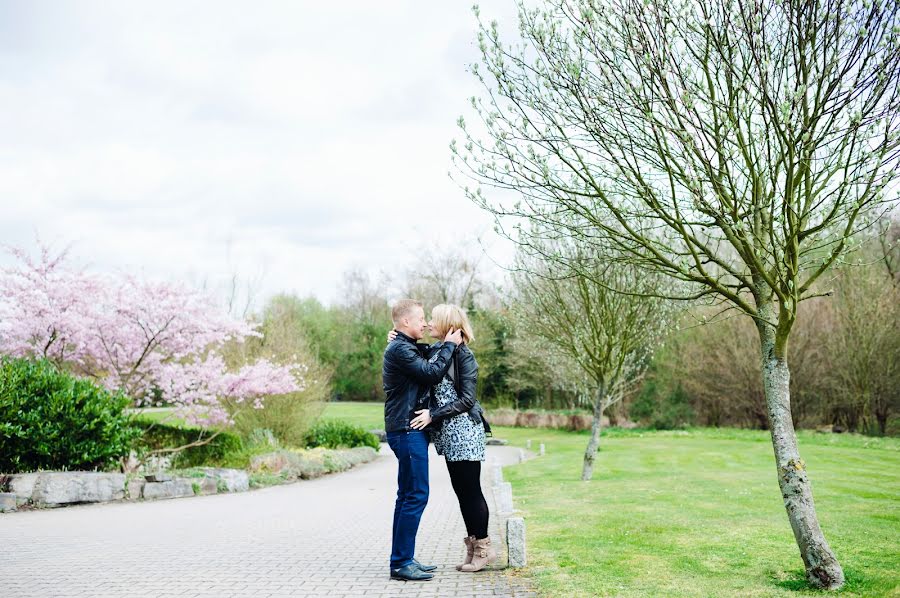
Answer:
[
  {"left": 0, "top": 468, "right": 249, "bottom": 511},
  {"left": 488, "top": 449, "right": 530, "bottom": 569},
  {"left": 0, "top": 446, "right": 379, "bottom": 513}
]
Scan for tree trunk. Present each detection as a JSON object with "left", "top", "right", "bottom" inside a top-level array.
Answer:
[
  {"left": 581, "top": 385, "right": 605, "bottom": 481},
  {"left": 755, "top": 302, "right": 845, "bottom": 590},
  {"left": 875, "top": 401, "right": 888, "bottom": 436},
  {"left": 608, "top": 407, "right": 619, "bottom": 427}
]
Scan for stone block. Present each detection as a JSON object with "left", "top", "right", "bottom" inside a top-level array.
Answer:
[
  {"left": 368, "top": 429, "right": 387, "bottom": 442},
  {"left": 507, "top": 517, "right": 527, "bottom": 567},
  {"left": 142, "top": 479, "right": 194, "bottom": 500},
  {"left": 200, "top": 468, "right": 249, "bottom": 492},
  {"left": 144, "top": 473, "right": 172, "bottom": 482},
  {"left": 126, "top": 478, "right": 145, "bottom": 500},
  {"left": 497, "top": 482, "right": 514, "bottom": 514},
  {"left": 0, "top": 493, "right": 17, "bottom": 513},
  {"left": 492, "top": 464, "right": 504, "bottom": 486},
  {"left": 197, "top": 477, "right": 218, "bottom": 495},
  {"left": 486, "top": 438, "right": 508, "bottom": 445},
  {"left": 8, "top": 473, "right": 39, "bottom": 505},
  {"left": 31, "top": 472, "right": 125, "bottom": 507}
]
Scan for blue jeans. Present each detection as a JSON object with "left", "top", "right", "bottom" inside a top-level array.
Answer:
[{"left": 386, "top": 430, "right": 430, "bottom": 569}]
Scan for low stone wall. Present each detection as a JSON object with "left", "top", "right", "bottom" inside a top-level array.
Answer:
[
  {"left": 0, "top": 469, "right": 249, "bottom": 511},
  {"left": 486, "top": 408, "right": 632, "bottom": 431},
  {"left": 126, "top": 468, "right": 249, "bottom": 502},
  {"left": 0, "top": 472, "right": 127, "bottom": 509},
  {"left": 1, "top": 446, "right": 379, "bottom": 513}
]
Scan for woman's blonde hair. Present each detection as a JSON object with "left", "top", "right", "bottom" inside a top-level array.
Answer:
[{"left": 431, "top": 303, "right": 475, "bottom": 344}]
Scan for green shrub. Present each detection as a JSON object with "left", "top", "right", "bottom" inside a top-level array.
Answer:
[
  {"left": 246, "top": 446, "right": 378, "bottom": 484},
  {"left": 249, "top": 471, "right": 288, "bottom": 488},
  {"left": 631, "top": 381, "right": 695, "bottom": 430},
  {"left": 220, "top": 308, "right": 330, "bottom": 447},
  {"left": 133, "top": 420, "right": 243, "bottom": 468},
  {"left": 293, "top": 450, "right": 328, "bottom": 479},
  {"left": 0, "top": 357, "right": 140, "bottom": 473},
  {"left": 341, "top": 446, "right": 378, "bottom": 466},
  {"left": 886, "top": 415, "right": 900, "bottom": 438},
  {"left": 245, "top": 428, "right": 280, "bottom": 450},
  {"left": 227, "top": 387, "right": 327, "bottom": 449},
  {"left": 304, "top": 419, "right": 380, "bottom": 450},
  {"left": 321, "top": 449, "right": 351, "bottom": 472}
]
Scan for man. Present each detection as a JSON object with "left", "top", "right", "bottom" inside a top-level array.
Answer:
[{"left": 382, "top": 298, "right": 462, "bottom": 582}]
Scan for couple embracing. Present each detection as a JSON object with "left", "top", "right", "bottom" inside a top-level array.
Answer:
[{"left": 381, "top": 299, "right": 496, "bottom": 582}]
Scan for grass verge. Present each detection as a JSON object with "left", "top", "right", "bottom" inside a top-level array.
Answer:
[{"left": 495, "top": 426, "right": 899, "bottom": 597}]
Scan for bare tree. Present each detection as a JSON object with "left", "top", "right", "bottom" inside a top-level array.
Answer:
[
  {"left": 336, "top": 269, "right": 391, "bottom": 401},
  {"left": 674, "top": 314, "right": 769, "bottom": 427},
  {"left": 339, "top": 268, "right": 389, "bottom": 315},
  {"left": 401, "top": 244, "right": 487, "bottom": 309},
  {"left": 825, "top": 265, "right": 900, "bottom": 435},
  {"left": 513, "top": 241, "right": 670, "bottom": 480},
  {"left": 876, "top": 213, "right": 900, "bottom": 284},
  {"left": 505, "top": 323, "right": 588, "bottom": 409},
  {"left": 454, "top": 0, "right": 900, "bottom": 588}
]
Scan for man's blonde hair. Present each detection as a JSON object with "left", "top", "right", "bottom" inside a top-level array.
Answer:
[
  {"left": 392, "top": 298, "right": 423, "bottom": 326},
  {"left": 431, "top": 304, "right": 475, "bottom": 344}
]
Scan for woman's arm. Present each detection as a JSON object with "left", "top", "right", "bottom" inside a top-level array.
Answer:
[
  {"left": 387, "top": 340, "right": 457, "bottom": 385},
  {"left": 430, "top": 348, "right": 478, "bottom": 423},
  {"left": 386, "top": 330, "right": 437, "bottom": 355}
]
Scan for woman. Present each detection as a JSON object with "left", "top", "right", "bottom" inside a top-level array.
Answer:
[{"left": 390, "top": 303, "right": 496, "bottom": 572}]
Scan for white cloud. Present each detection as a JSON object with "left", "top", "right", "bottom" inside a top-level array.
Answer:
[{"left": 0, "top": 0, "right": 519, "bottom": 307}]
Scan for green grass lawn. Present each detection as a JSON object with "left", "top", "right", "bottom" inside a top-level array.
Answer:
[
  {"left": 496, "top": 426, "right": 899, "bottom": 597},
  {"left": 132, "top": 402, "right": 384, "bottom": 431},
  {"left": 321, "top": 401, "right": 384, "bottom": 429},
  {"left": 129, "top": 408, "right": 190, "bottom": 427}
]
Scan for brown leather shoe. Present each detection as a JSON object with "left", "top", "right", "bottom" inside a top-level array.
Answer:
[
  {"left": 455, "top": 535, "right": 475, "bottom": 571},
  {"left": 460, "top": 536, "right": 497, "bottom": 572}
]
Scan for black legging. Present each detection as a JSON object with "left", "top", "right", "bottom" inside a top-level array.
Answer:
[{"left": 445, "top": 460, "right": 490, "bottom": 539}]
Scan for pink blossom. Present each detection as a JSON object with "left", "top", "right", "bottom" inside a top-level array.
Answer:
[{"left": 0, "top": 242, "right": 303, "bottom": 428}]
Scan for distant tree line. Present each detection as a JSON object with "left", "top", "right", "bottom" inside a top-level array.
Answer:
[{"left": 260, "top": 225, "right": 898, "bottom": 437}]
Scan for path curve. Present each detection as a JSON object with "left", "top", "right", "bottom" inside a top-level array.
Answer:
[{"left": 1, "top": 444, "right": 535, "bottom": 598}]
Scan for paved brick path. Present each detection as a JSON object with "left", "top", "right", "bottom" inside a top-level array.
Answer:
[{"left": 1, "top": 444, "right": 535, "bottom": 597}]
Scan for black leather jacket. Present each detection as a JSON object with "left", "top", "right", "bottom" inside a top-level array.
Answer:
[
  {"left": 382, "top": 331, "right": 456, "bottom": 433},
  {"left": 426, "top": 343, "right": 491, "bottom": 435}
]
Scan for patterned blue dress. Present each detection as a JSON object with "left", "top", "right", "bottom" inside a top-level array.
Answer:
[{"left": 428, "top": 351, "right": 486, "bottom": 462}]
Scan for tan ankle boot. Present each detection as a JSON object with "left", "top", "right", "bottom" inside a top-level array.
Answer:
[
  {"left": 460, "top": 536, "right": 496, "bottom": 572},
  {"left": 455, "top": 535, "right": 476, "bottom": 571}
]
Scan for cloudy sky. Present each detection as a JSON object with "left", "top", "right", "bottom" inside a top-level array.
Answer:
[{"left": 0, "top": 1, "right": 519, "bottom": 307}]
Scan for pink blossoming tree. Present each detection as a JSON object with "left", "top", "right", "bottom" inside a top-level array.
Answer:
[{"left": 0, "top": 243, "right": 303, "bottom": 429}]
